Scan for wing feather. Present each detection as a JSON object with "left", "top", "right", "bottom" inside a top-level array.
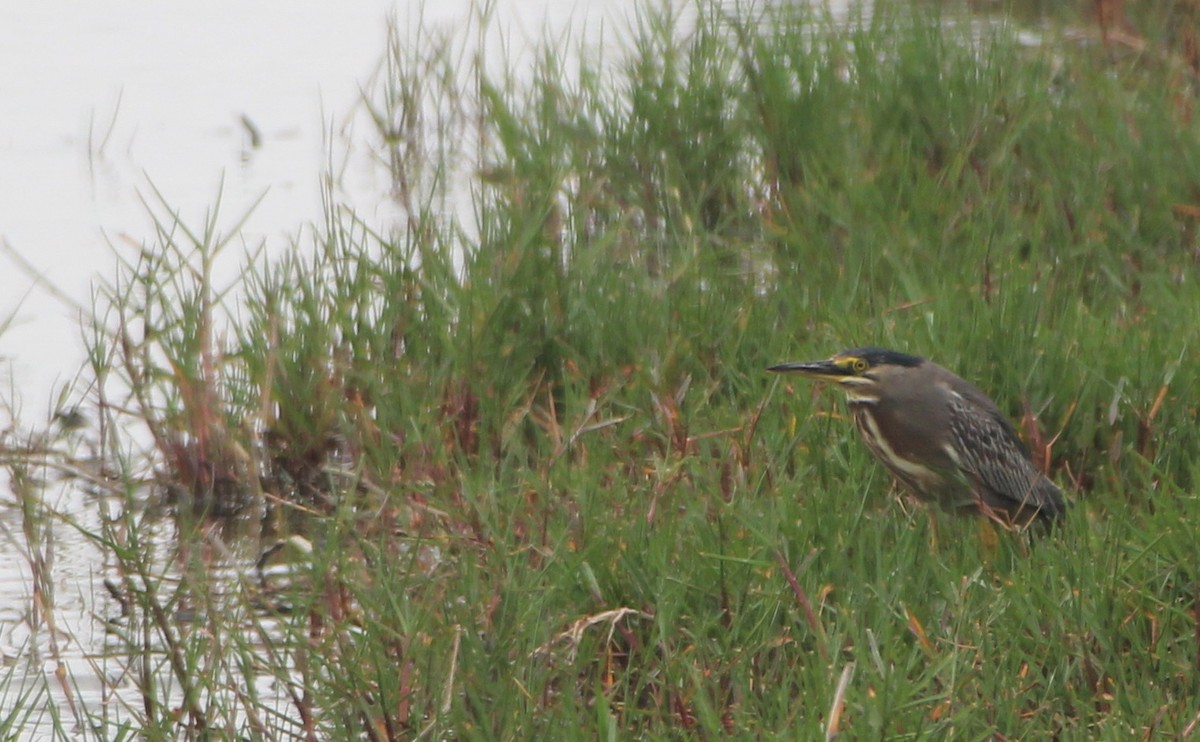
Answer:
[{"left": 946, "top": 394, "right": 1065, "bottom": 521}]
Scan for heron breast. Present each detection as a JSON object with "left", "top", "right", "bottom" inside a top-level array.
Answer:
[{"left": 851, "top": 405, "right": 950, "bottom": 497}]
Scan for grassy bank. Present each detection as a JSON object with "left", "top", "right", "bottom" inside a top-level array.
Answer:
[{"left": 4, "top": 1, "right": 1200, "bottom": 738}]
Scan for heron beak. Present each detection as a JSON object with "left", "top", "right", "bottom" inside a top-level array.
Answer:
[{"left": 767, "top": 359, "right": 850, "bottom": 379}]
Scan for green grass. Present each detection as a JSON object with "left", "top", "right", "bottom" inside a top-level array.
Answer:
[{"left": 4, "top": 1, "right": 1200, "bottom": 739}]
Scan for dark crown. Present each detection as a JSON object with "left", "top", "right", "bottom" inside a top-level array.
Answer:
[{"left": 843, "top": 347, "right": 924, "bottom": 368}]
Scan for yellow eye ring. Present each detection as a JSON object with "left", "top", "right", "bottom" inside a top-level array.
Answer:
[{"left": 851, "top": 358, "right": 869, "bottom": 373}]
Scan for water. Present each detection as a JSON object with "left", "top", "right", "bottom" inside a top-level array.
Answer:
[{"left": 0, "top": 0, "right": 665, "bottom": 415}]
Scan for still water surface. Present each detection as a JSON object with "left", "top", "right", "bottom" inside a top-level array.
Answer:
[{"left": 0, "top": 0, "right": 671, "bottom": 412}]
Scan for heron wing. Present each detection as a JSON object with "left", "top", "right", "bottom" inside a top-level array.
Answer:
[{"left": 945, "top": 391, "right": 1065, "bottom": 519}]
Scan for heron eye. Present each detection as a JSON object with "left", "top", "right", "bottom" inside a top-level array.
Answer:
[{"left": 851, "top": 358, "right": 869, "bottom": 373}]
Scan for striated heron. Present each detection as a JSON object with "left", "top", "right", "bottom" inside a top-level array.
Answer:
[{"left": 769, "top": 347, "right": 1066, "bottom": 528}]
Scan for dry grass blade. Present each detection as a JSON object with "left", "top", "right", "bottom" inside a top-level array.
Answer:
[
  {"left": 825, "top": 660, "right": 855, "bottom": 741},
  {"left": 531, "top": 607, "right": 653, "bottom": 663}
]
